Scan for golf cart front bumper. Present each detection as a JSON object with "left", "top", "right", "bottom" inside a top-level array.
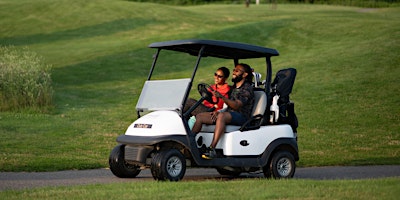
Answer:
[{"left": 116, "top": 134, "right": 189, "bottom": 165}]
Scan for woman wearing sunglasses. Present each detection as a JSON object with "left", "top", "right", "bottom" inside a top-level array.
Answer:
[
  {"left": 203, "top": 67, "right": 231, "bottom": 111},
  {"left": 184, "top": 67, "right": 231, "bottom": 116}
]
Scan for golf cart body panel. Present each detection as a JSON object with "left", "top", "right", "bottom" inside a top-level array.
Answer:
[
  {"left": 117, "top": 134, "right": 189, "bottom": 147},
  {"left": 196, "top": 124, "right": 295, "bottom": 156},
  {"left": 109, "top": 39, "right": 299, "bottom": 181},
  {"left": 125, "top": 110, "right": 187, "bottom": 137}
]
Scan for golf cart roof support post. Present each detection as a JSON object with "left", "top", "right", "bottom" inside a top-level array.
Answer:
[
  {"left": 190, "top": 45, "right": 205, "bottom": 82},
  {"left": 265, "top": 56, "right": 272, "bottom": 94},
  {"left": 147, "top": 48, "right": 161, "bottom": 80},
  {"left": 234, "top": 59, "right": 239, "bottom": 66},
  {"left": 182, "top": 45, "right": 206, "bottom": 117},
  {"left": 264, "top": 56, "right": 273, "bottom": 124}
]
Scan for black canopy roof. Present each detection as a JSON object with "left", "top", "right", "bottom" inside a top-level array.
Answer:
[{"left": 148, "top": 39, "right": 279, "bottom": 59}]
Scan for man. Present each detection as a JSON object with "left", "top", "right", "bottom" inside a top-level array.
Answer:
[{"left": 192, "top": 63, "right": 254, "bottom": 159}]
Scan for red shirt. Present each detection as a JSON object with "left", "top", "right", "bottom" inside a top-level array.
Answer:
[{"left": 203, "top": 83, "right": 230, "bottom": 111}]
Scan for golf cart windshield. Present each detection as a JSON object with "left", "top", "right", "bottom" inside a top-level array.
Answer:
[{"left": 136, "top": 78, "right": 191, "bottom": 112}]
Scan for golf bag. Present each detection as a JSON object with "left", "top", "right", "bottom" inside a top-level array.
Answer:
[{"left": 270, "top": 68, "right": 298, "bottom": 133}]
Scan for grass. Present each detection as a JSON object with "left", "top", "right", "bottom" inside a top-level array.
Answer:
[
  {"left": 0, "top": 46, "right": 53, "bottom": 112},
  {"left": 1, "top": 178, "right": 399, "bottom": 199},
  {"left": 0, "top": 0, "right": 399, "bottom": 172}
]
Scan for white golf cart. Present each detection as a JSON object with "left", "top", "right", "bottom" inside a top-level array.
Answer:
[{"left": 109, "top": 39, "right": 299, "bottom": 181}]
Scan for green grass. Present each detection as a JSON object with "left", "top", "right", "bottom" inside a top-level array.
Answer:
[
  {"left": 1, "top": 178, "right": 399, "bottom": 199},
  {"left": 0, "top": 0, "right": 399, "bottom": 172},
  {"left": 0, "top": 46, "right": 53, "bottom": 112}
]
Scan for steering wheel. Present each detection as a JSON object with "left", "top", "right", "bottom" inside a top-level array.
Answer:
[{"left": 197, "top": 83, "right": 218, "bottom": 104}]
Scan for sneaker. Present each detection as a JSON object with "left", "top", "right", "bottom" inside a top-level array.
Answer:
[{"left": 201, "top": 147, "right": 216, "bottom": 159}]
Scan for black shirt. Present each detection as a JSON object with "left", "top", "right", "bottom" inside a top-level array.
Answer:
[{"left": 227, "top": 82, "right": 254, "bottom": 119}]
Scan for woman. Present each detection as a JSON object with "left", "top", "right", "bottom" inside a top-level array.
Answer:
[{"left": 184, "top": 67, "right": 230, "bottom": 116}]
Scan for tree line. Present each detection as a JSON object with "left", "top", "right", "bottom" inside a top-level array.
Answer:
[{"left": 128, "top": 0, "right": 399, "bottom": 7}]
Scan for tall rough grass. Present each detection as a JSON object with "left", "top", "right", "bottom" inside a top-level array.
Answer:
[{"left": 0, "top": 46, "right": 53, "bottom": 112}]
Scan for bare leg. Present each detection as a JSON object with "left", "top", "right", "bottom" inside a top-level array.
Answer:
[
  {"left": 210, "top": 112, "right": 232, "bottom": 148},
  {"left": 192, "top": 112, "right": 214, "bottom": 133}
]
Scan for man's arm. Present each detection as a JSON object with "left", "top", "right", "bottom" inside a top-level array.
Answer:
[
  {"left": 214, "top": 91, "right": 243, "bottom": 111},
  {"left": 220, "top": 95, "right": 242, "bottom": 110}
]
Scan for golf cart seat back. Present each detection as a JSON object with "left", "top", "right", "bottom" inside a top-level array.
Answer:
[
  {"left": 270, "top": 68, "right": 298, "bottom": 132},
  {"left": 201, "top": 90, "right": 267, "bottom": 133}
]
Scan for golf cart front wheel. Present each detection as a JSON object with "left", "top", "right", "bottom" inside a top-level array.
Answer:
[
  {"left": 109, "top": 144, "right": 141, "bottom": 178},
  {"left": 150, "top": 149, "right": 186, "bottom": 181},
  {"left": 269, "top": 150, "right": 296, "bottom": 179}
]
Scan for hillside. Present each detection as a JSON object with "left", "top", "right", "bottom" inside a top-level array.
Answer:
[{"left": 0, "top": 0, "right": 399, "bottom": 171}]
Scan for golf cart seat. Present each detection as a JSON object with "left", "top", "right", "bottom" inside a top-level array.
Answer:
[{"left": 200, "top": 90, "right": 267, "bottom": 133}]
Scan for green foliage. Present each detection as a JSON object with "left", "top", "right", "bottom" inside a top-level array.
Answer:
[{"left": 0, "top": 46, "right": 53, "bottom": 112}]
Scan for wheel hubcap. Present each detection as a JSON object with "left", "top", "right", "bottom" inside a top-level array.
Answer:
[
  {"left": 167, "top": 156, "right": 182, "bottom": 177},
  {"left": 277, "top": 157, "right": 292, "bottom": 177}
]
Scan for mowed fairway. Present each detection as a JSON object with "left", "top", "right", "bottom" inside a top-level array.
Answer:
[{"left": 0, "top": 0, "right": 399, "bottom": 173}]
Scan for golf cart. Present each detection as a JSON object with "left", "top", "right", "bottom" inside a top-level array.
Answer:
[{"left": 109, "top": 39, "right": 299, "bottom": 181}]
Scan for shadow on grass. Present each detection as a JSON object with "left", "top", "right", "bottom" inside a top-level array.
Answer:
[
  {"left": 51, "top": 48, "right": 195, "bottom": 87},
  {"left": 0, "top": 18, "right": 156, "bottom": 46},
  {"left": 198, "top": 19, "right": 289, "bottom": 45},
  {"left": 50, "top": 47, "right": 195, "bottom": 113},
  {"left": 49, "top": 20, "right": 289, "bottom": 111}
]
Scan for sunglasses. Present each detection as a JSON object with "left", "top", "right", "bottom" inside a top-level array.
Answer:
[{"left": 214, "top": 73, "right": 224, "bottom": 79}]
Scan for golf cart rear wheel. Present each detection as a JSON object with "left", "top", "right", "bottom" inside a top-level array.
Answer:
[
  {"left": 269, "top": 150, "right": 296, "bottom": 179},
  {"left": 150, "top": 149, "right": 186, "bottom": 181},
  {"left": 109, "top": 144, "right": 141, "bottom": 178}
]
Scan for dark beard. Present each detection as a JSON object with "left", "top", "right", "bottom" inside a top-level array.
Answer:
[{"left": 232, "top": 74, "right": 243, "bottom": 83}]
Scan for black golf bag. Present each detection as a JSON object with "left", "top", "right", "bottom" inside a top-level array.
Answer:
[{"left": 270, "top": 68, "right": 298, "bottom": 133}]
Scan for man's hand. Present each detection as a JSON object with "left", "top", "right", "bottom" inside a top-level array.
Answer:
[
  {"left": 214, "top": 91, "right": 223, "bottom": 98},
  {"left": 210, "top": 111, "right": 219, "bottom": 123}
]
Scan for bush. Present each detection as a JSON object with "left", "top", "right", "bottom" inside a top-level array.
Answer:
[{"left": 0, "top": 46, "right": 53, "bottom": 112}]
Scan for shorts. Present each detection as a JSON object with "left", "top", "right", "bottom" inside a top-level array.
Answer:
[{"left": 229, "top": 111, "right": 247, "bottom": 125}]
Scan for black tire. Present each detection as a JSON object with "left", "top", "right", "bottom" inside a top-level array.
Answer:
[
  {"left": 216, "top": 167, "right": 242, "bottom": 177},
  {"left": 269, "top": 150, "right": 296, "bottom": 179},
  {"left": 109, "top": 144, "right": 141, "bottom": 178},
  {"left": 150, "top": 149, "right": 186, "bottom": 181},
  {"left": 262, "top": 162, "right": 272, "bottom": 178}
]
